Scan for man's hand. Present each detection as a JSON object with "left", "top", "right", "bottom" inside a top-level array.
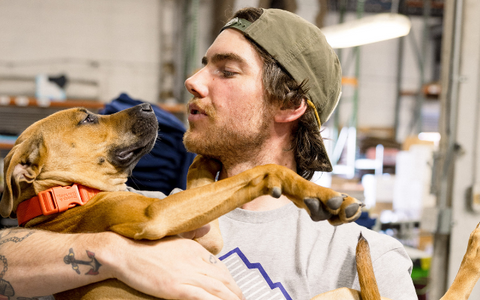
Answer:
[{"left": 109, "top": 234, "right": 244, "bottom": 300}]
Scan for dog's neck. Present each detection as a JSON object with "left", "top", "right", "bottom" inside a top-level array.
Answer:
[
  {"left": 16, "top": 183, "right": 101, "bottom": 227},
  {"left": 13, "top": 177, "right": 116, "bottom": 216},
  {"left": 33, "top": 174, "right": 127, "bottom": 194}
]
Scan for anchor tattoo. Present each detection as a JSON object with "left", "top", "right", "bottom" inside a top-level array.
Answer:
[{"left": 64, "top": 248, "right": 102, "bottom": 275}]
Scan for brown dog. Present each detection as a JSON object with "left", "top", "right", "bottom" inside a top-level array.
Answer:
[
  {"left": 1, "top": 103, "right": 365, "bottom": 299},
  {"left": 3, "top": 104, "right": 480, "bottom": 300}
]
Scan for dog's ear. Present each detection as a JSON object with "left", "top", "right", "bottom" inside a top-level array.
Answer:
[{"left": 1, "top": 135, "right": 46, "bottom": 218}]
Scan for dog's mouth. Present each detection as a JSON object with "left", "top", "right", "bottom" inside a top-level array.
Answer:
[
  {"left": 109, "top": 138, "right": 156, "bottom": 171},
  {"left": 116, "top": 145, "right": 148, "bottom": 162}
]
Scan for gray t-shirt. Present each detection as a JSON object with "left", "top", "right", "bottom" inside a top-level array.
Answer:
[
  {"left": 218, "top": 202, "right": 417, "bottom": 300},
  {"left": 128, "top": 187, "right": 417, "bottom": 299}
]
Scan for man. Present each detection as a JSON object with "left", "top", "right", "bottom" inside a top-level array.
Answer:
[
  {"left": 0, "top": 7, "right": 415, "bottom": 300},
  {"left": 182, "top": 7, "right": 416, "bottom": 299}
]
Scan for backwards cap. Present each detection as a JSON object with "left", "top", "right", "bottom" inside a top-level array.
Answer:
[{"left": 222, "top": 8, "right": 342, "bottom": 172}]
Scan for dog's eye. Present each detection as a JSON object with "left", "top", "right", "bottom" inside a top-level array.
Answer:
[{"left": 79, "top": 114, "right": 97, "bottom": 125}]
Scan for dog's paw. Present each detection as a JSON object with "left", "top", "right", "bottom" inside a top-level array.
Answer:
[
  {"left": 271, "top": 186, "right": 282, "bottom": 198},
  {"left": 304, "top": 194, "right": 364, "bottom": 225}
]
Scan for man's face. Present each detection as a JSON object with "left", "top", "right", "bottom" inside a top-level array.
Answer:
[{"left": 184, "top": 29, "right": 273, "bottom": 162}]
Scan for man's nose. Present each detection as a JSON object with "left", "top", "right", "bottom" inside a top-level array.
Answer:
[{"left": 185, "top": 69, "right": 208, "bottom": 98}]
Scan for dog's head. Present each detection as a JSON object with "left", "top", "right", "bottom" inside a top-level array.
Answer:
[{"left": 1, "top": 103, "right": 158, "bottom": 218}]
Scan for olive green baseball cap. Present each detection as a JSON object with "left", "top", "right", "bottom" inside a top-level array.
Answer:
[{"left": 222, "top": 8, "right": 342, "bottom": 171}]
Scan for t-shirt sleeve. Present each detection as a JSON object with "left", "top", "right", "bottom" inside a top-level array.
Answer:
[{"left": 370, "top": 246, "right": 417, "bottom": 300}]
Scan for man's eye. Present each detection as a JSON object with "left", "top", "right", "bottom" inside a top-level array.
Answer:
[{"left": 222, "top": 70, "right": 236, "bottom": 77}]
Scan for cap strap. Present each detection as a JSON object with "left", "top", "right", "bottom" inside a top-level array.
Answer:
[
  {"left": 221, "top": 17, "right": 252, "bottom": 33},
  {"left": 306, "top": 99, "right": 322, "bottom": 129}
]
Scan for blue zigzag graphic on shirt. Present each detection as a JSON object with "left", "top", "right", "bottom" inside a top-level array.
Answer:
[{"left": 219, "top": 247, "right": 292, "bottom": 300}]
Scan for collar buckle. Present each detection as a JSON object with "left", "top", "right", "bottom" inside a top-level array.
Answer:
[{"left": 38, "top": 184, "right": 87, "bottom": 215}]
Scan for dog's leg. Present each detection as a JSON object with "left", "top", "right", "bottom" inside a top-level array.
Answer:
[
  {"left": 186, "top": 155, "right": 221, "bottom": 189},
  {"left": 105, "top": 163, "right": 363, "bottom": 240},
  {"left": 44, "top": 159, "right": 363, "bottom": 241},
  {"left": 187, "top": 156, "right": 224, "bottom": 254},
  {"left": 441, "top": 223, "right": 480, "bottom": 300},
  {"left": 356, "top": 233, "right": 381, "bottom": 300},
  {"left": 193, "top": 218, "right": 223, "bottom": 254}
]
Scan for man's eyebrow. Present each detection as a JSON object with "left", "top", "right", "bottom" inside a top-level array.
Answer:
[{"left": 202, "top": 53, "right": 246, "bottom": 66}]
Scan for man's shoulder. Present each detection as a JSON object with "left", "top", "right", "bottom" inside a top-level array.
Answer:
[
  {"left": 305, "top": 218, "right": 406, "bottom": 256},
  {"left": 338, "top": 222, "right": 404, "bottom": 249},
  {"left": 333, "top": 223, "right": 409, "bottom": 263}
]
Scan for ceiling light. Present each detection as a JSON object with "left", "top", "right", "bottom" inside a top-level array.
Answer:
[{"left": 322, "top": 13, "right": 412, "bottom": 49}]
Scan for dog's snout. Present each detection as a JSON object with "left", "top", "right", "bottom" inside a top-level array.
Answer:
[
  {"left": 140, "top": 103, "right": 153, "bottom": 112},
  {"left": 137, "top": 103, "right": 154, "bottom": 118},
  {"left": 108, "top": 103, "right": 158, "bottom": 170}
]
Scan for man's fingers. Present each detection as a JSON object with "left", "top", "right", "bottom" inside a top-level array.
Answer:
[
  {"left": 161, "top": 259, "right": 244, "bottom": 300},
  {"left": 199, "top": 255, "right": 244, "bottom": 299},
  {"left": 180, "top": 280, "right": 244, "bottom": 300},
  {"left": 178, "top": 269, "right": 245, "bottom": 300}
]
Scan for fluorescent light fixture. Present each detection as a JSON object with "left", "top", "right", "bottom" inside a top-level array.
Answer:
[{"left": 322, "top": 13, "right": 412, "bottom": 49}]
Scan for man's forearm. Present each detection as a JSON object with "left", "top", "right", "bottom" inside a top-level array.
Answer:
[
  {"left": 0, "top": 227, "right": 244, "bottom": 300},
  {"left": 0, "top": 228, "right": 115, "bottom": 298}
]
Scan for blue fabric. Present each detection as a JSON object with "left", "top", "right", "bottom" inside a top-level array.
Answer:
[
  {"left": 355, "top": 211, "right": 377, "bottom": 229},
  {"left": 99, "top": 93, "right": 195, "bottom": 194}
]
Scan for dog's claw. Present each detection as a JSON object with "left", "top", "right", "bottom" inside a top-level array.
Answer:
[
  {"left": 301, "top": 187, "right": 363, "bottom": 225},
  {"left": 271, "top": 187, "right": 282, "bottom": 198},
  {"left": 345, "top": 203, "right": 363, "bottom": 219},
  {"left": 305, "top": 198, "right": 331, "bottom": 222},
  {"left": 326, "top": 196, "right": 344, "bottom": 210}
]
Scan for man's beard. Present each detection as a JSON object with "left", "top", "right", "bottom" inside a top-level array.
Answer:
[{"left": 183, "top": 104, "right": 272, "bottom": 164}]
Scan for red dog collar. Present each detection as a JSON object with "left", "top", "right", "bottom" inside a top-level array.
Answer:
[{"left": 16, "top": 184, "right": 100, "bottom": 226}]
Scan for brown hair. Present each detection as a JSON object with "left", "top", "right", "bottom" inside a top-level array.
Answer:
[{"left": 231, "top": 7, "right": 332, "bottom": 179}]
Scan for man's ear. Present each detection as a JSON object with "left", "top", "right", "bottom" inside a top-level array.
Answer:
[
  {"left": 0, "top": 135, "right": 46, "bottom": 218},
  {"left": 274, "top": 99, "right": 308, "bottom": 123}
]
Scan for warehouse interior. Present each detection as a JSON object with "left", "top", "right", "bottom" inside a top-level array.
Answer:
[{"left": 0, "top": 0, "right": 479, "bottom": 299}]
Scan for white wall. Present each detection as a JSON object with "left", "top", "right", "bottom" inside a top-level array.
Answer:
[{"left": 0, "top": 0, "right": 161, "bottom": 103}]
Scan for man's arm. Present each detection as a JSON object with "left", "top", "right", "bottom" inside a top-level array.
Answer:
[
  {"left": 0, "top": 228, "right": 243, "bottom": 300},
  {"left": 0, "top": 228, "right": 112, "bottom": 298}
]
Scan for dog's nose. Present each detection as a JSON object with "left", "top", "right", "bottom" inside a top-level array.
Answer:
[{"left": 140, "top": 103, "right": 153, "bottom": 112}]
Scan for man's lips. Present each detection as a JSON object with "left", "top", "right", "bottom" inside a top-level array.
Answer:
[
  {"left": 188, "top": 103, "right": 208, "bottom": 122},
  {"left": 188, "top": 103, "right": 207, "bottom": 116}
]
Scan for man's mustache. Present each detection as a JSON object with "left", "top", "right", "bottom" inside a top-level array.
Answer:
[{"left": 187, "top": 98, "right": 216, "bottom": 117}]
